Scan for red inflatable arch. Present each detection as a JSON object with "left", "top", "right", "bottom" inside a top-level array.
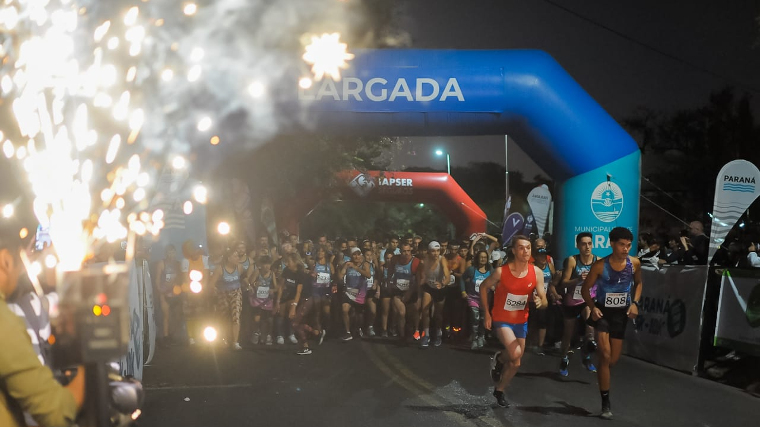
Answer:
[{"left": 277, "top": 170, "right": 487, "bottom": 237}]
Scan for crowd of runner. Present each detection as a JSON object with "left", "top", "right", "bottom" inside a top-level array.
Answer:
[{"left": 156, "top": 227, "right": 642, "bottom": 419}]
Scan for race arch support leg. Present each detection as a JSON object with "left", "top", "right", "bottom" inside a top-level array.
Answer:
[{"left": 555, "top": 150, "right": 641, "bottom": 262}]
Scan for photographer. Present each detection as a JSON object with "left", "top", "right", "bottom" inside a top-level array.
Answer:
[{"left": 0, "top": 226, "right": 85, "bottom": 427}]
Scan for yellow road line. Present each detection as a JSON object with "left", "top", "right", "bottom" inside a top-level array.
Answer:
[{"left": 363, "top": 342, "right": 504, "bottom": 427}]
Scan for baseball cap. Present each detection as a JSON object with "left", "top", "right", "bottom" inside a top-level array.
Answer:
[
  {"left": 350, "top": 247, "right": 362, "bottom": 254},
  {"left": 428, "top": 241, "right": 441, "bottom": 250}
]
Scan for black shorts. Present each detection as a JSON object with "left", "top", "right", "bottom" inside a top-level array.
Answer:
[
  {"left": 423, "top": 286, "right": 446, "bottom": 303},
  {"left": 340, "top": 292, "right": 364, "bottom": 309},
  {"left": 529, "top": 303, "right": 548, "bottom": 328},
  {"left": 562, "top": 304, "right": 587, "bottom": 319},
  {"left": 366, "top": 289, "right": 378, "bottom": 300},
  {"left": 389, "top": 286, "right": 417, "bottom": 303},
  {"left": 587, "top": 307, "right": 629, "bottom": 340}
]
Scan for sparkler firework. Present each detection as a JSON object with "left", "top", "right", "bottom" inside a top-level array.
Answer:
[{"left": 0, "top": 0, "right": 354, "bottom": 271}]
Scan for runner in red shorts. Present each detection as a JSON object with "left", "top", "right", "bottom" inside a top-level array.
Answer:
[{"left": 481, "top": 235, "right": 548, "bottom": 407}]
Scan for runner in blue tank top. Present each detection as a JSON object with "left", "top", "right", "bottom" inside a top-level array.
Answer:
[{"left": 582, "top": 227, "right": 643, "bottom": 421}]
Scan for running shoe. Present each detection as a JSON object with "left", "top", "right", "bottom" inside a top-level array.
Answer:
[
  {"left": 583, "top": 357, "right": 597, "bottom": 373},
  {"left": 368, "top": 326, "right": 376, "bottom": 337},
  {"left": 233, "top": 343, "right": 243, "bottom": 351},
  {"left": 477, "top": 336, "right": 485, "bottom": 348},
  {"left": 433, "top": 335, "right": 442, "bottom": 347},
  {"left": 559, "top": 356, "right": 569, "bottom": 377},
  {"left": 534, "top": 346, "right": 546, "bottom": 356},
  {"left": 600, "top": 405, "right": 613, "bottom": 420},
  {"left": 380, "top": 330, "right": 389, "bottom": 338},
  {"left": 341, "top": 332, "right": 353, "bottom": 342},
  {"left": 471, "top": 339, "right": 479, "bottom": 350},
  {"left": 413, "top": 330, "right": 421, "bottom": 341},
  {"left": 251, "top": 333, "right": 260, "bottom": 345},
  {"left": 265, "top": 335, "right": 273, "bottom": 346},
  {"left": 276, "top": 336, "right": 285, "bottom": 345},
  {"left": 420, "top": 335, "right": 430, "bottom": 348},
  {"left": 288, "top": 334, "right": 298, "bottom": 344},
  {"left": 390, "top": 329, "right": 399, "bottom": 337},
  {"left": 358, "top": 328, "right": 364, "bottom": 339},
  {"left": 318, "top": 330, "right": 327, "bottom": 346},
  {"left": 493, "top": 389, "right": 509, "bottom": 408},
  {"left": 297, "top": 348, "right": 313, "bottom": 355},
  {"left": 490, "top": 351, "right": 504, "bottom": 382}
]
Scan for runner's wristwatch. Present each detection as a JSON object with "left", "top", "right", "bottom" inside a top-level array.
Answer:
[{"left": 632, "top": 300, "right": 641, "bottom": 308}]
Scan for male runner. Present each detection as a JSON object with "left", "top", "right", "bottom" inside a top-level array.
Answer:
[
  {"left": 481, "top": 235, "right": 547, "bottom": 407},
  {"left": 582, "top": 227, "right": 643, "bottom": 420},
  {"left": 554, "top": 232, "right": 598, "bottom": 376}
]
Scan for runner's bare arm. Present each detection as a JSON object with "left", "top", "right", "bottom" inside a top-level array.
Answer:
[
  {"left": 628, "top": 257, "right": 644, "bottom": 318},
  {"left": 559, "top": 256, "right": 577, "bottom": 289},
  {"left": 533, "top": 265, "right": 548, "bottom": 309},
  {"left": 480, "top": 267, "right": 502, "bottom": 330},
  {"left": 582, "top": 260, "right": 605, "bottom": 319}
]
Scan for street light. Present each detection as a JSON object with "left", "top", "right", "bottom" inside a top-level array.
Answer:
[{"left": 435, "top": 149, "right": 451, "bottom": 175}]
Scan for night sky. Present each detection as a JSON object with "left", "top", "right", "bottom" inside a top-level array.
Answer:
[{"left": 390, "top": 0, "right": 760, "bottom": 178}]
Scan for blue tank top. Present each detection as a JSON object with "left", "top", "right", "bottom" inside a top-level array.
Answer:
[
  {"left": 565, "top": 255, "right": 598, "bottom": 306},
  {"left": 314, "top": 262, "right": 331, "bottom": 287},
  {"left": 466, "top": 267, "right": 491, "bottom": 296},
  {"left": 540, "top": 263, "right": 552, "bottom": 292},
  {"left": 220, "top": 266, "right": 242, "bottom": 291},
  {"left": 240, "top": 256, "right": 251, "bottom": 274},
  {"left": 393, "top": 259, "right": 415, "bottom": 291},
  {"left": 345, "top": 265, "right": 367, "bottom": 290},
  {"left": 596, "top": 256, "right": 634, "bottom": 308}
]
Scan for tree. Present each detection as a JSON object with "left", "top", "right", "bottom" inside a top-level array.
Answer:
[{"left": 624, "top": 87, "right": 760, "bottom": 234}]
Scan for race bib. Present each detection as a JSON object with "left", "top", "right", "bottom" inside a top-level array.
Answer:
[
  {"left": 256, "top": 286, "right": 270, "bottom": 299},
  {"left": 475, "top": 278, "right": 485, "bottom": 293},
  {"left": 604, "top": 292, "right": 628, "bottom": 308},
  {"left": 504, "top": 293, "right": 528, "bottom": 311},
  {"left": 316, "top": 272, "right": 331, "bottom": 285},
  {"left": 449, "top": 274, "right": 456, "bottom": 286},
  {"left": 573, "top": 286, "right": 583, "bottom": 300},
  {"left": 367, "top": 276, "right": 374, "bottom": 287},
  {"left": 396, "top": 278, "right": 410, "bottom": 291}
]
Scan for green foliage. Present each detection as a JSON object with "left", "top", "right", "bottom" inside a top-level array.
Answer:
[{"left": 624, "top": 87, "right": 760, "bottom": 227}]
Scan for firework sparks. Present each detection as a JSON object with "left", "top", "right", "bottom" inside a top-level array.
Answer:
[
  {"left": 0, "top": 0, "right": 354, "bottom": 272},
  {"left": 302, "top": 33, "right": 354, "bottom": 81}
]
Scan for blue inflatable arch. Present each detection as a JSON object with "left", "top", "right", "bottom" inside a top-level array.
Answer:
[{"left": 297, "top": 49, "right": 640, "bottom": 260}]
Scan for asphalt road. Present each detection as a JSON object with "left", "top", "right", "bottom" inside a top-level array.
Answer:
[{"left": 137, "top": 336, "right": 760, "bottom": 427}]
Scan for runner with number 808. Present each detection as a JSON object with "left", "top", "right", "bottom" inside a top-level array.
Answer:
[{"left": 581, "top": 227, "right": 644, "bottom": 421}]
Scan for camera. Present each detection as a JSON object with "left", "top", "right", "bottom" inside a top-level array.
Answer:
[{"left": 49, "top": 263, "right": 144, "bottom": 427}]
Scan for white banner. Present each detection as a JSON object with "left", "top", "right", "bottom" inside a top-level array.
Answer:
[
  {"left": 708, "top": 160, "right": 760, "bottom": 261},
  {"left": 623, "top": 265, "right": 708, "bottom": 372},
  {"left": 527, "top": 184, "right": 552, "bottom": 237},
  {"left": 715, "top": 269, "right": 760, "bottom": 356},
  {"left": 120, "top": 261, "right": 143, "bottom": 380}
]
